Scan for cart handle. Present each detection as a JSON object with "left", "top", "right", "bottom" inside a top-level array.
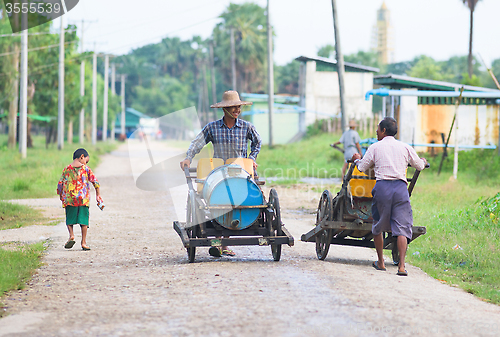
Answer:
[
  {"left": 408, "top": 163, "right": 430, "bottom": 197},
  {"left": 184, "top": 166, "right": 196, "bottom": 191}
]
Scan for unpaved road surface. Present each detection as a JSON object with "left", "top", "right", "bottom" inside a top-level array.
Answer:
[{"left": 1, "top": 141, "right": 499, "bottom": 337}]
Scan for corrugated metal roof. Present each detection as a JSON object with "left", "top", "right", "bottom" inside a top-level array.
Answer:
[
  {"left": 374, "top": 74, "right": 500, "bottom": 92},
  {"left": 295, "top": 55, "right": 380, "bottom": 73}
]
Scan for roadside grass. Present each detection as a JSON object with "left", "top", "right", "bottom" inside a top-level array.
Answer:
[
  {"left": 258, "top": 132, "right": 345, "bottom": 179},
  {"left": 0, "top": 242, "right": 46, "bottom": 315},
  {"left": 0, "top": 135, "right": 117, "bottom": 200},
  {"left": 408, "top": 172, "right": 500, "bottom": 304},
  {"left": 0, "top": 201, "right": 51, "bottom": 230}
]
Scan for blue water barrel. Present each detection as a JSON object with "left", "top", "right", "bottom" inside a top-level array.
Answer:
[{"left": 203, "top": 164, "right": 264, "bottom": 230}]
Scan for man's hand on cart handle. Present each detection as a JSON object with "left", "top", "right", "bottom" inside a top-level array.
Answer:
[
  {"left": 352, "top": 153, "right": 362, "bottom": 162},
  {"left": 180, "top": 159, "right": 191, "bottom": 170}
]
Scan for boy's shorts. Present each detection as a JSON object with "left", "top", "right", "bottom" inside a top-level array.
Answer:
[{"left": 65, "top": 206, "right": 90, "bottom": 226}]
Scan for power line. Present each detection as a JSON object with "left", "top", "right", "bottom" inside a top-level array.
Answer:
[
  {"left": 0, "top": 40, "right": 77, "bottom": 57},
  {"left": 0, "top": 29, "right": 77, "bottom": 38}
]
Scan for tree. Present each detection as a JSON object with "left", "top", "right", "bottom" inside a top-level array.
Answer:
[
  {"left": 462, "top": 0, "right": 481, "bottom": 79},
  {"left": 345, "top": 50, "right": 381, "bottom": 70},
  {"left": 317, "top": 44, "right": 335, "bottom": 59},
  {"left": 275, "top": 61, "right": 299, "bottom": 95},
  {"left": 213, "top": 3, "right": 268, "bottom": 93},
  {"left": 408, "top": 56, "right": 447, "bottom": 81}
]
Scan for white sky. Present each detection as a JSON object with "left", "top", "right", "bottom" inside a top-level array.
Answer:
[{"left": 63, "top": 0, "right": 500, "bottom": 67}]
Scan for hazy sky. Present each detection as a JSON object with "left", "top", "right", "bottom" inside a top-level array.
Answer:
[{"left": 63, "top": 0, "right": 500, "bottom": 67}]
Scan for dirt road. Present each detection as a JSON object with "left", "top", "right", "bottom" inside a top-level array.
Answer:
[{"left": 1, "top": 141, "right": 499, "bottom": 337}]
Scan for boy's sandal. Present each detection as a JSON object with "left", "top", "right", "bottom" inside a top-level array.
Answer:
[
  {"left": 222, "top": 249, "right": 235, "bottom": 256},
  {"left": 209, "top": 247, "right": 221, "bottom": 257},
  {"left": 397, "top": 270, "right": 408, "bottom": 276},
  {"left": 82, "top": 246, "right": 91, "bottom": 251},
  {"left": 64, "top": 240, "right": 75, "bottom": 249}
]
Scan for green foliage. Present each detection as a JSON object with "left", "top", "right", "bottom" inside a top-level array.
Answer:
[
  {"left": 0, "top": 242, "right": 45, "bottom": 300},
  {"left": 317, "top": 44, "right": 335, "bottom": 59},
  {"left": 344, "top": 50, "right": 381, "bottom": 70},
  {"left": 275, "top": 61, "right": 300, "bottom": 94},
  {"left": 213, "top": 3, "right": 268, "bottom": 93},
  {"left": 409, "top": 55, "right": 448, "bottom": 81}
]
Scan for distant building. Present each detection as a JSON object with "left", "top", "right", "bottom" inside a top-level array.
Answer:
[
  {"left": 240, "top": 93, "right": 300, "bottom": 145},
  {"left": 372, "top": 74, "right": 500, "bottom": 151},
  {"left": 371, "top": 1, "right": 395, "bottom": 65},
  {"left": 114, "top": 107, "right": 158, "bottom": 138},
  {"left": 296, "top": 55, "right": 379, "bottom": 130}
]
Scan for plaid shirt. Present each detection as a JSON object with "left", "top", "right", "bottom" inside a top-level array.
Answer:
[
  {"left": 357, "top": 136, "right": 425, "bottom": 182},
  {"left": 185, "top": 118, "right": 262, "bottom": 162}
]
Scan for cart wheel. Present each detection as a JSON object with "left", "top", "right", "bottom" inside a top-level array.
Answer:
[
  {"left": 315, "top": 190, "right": 333, "bottom": 260},
  {"left": 269, "top": 188, "right": 282, "bottom": 261},
  {"left": 186, "top": 191, "right": 197, "bottom": 263},
  {"left": 392, "top": 243, "right": 399, "bottom": 266}
]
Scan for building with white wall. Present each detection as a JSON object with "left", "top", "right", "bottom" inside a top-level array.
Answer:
[{"left": 296, "top": 56, "right": 379, "bottom": 133}]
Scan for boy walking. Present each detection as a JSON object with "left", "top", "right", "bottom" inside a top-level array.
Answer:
[{"left": 57, "top": 148, "right": 103, "bottom": 251}]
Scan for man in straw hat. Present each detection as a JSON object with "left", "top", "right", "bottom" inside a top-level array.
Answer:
[
  {"left": 332, "top": 119, "right": 362, "bottom": 178},
  {"left": 179, "top": 90, "right": 262, "bottom": 257}
]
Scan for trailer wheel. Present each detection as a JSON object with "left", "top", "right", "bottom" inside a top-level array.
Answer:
[
  {"left": 186, "top": 191, "right": 197, "bottom": 263},
  {"left": 269, "top": 188, "right": 282, "bottom": 261},
  {"left": 316, "top": 190, "right": 333, "bottom": 260}
]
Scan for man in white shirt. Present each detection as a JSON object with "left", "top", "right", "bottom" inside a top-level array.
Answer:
[{"left": 352, "top": 117, "right": 427, "bottom": 276}]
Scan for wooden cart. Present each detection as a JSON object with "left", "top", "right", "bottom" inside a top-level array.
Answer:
[
  {"left": 174, "top": 159, "right": 294, "bottom": 263},
  {"left": 301, "top": 161, "right": 428, "bottom": 263}
]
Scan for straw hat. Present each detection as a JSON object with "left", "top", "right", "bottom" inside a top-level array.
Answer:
[
  {"left": 210, "top": 90, "right": 253, "bottom": 108},
  {"left": 349, "top": 119, "right": 357, "bottom": 127}
]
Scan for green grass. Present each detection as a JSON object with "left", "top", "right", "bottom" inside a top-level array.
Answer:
[
  {"left": 258, "top": 132, "right": 346, "bottom": 179},
  {"left": 408, "top": 175, "right": 500, "bottom": 304},
  {"left": 0, "top": 201, "right": 52, "bottom": 230},
  {"left": 0, "top": 242, "right": 45, "bottom": 314},
  {"left": 0, "top": 135, "right": 117, "bottom": 200}
]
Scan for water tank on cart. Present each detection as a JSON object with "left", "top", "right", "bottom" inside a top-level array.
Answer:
[{"left": 202, "top": 165, "right": 263, "bottom": 230}]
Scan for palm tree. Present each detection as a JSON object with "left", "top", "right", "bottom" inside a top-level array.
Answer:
[
  {"left": 213, "top": 3, "right": 268, "bottom": 93},
  {"left": 462, "top": 0, "right": 481, "bottom": 79}
]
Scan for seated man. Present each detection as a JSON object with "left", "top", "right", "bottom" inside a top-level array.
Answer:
[{"left": 179, "top": 90, "right": 262, "bottom": 257}]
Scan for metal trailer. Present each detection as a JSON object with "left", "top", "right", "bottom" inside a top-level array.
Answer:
[
  {"left": 301, "top": 161, "right": 428, "bottom": 262},
  {"left": 174, "top": 164, "right": 294, "bottom": 263}
]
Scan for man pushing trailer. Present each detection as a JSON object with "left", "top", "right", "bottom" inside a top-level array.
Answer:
[
  {"left": 352, "top": 117, "right": 427, "bottom": 276},
  {"left": 179, "top": 90, "right": 262, "bottom": 257}
]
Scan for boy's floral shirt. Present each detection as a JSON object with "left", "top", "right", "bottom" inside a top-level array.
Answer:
[{"left": 57, "top": 165, "right": 100, "bottom": 207}]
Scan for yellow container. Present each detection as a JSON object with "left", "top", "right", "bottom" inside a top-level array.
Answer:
[
  {"left": 225, "top": 158, "right": 254, "bottom": 178},
  {"left": 349, "top": 165, "right": 376, "bottom": 198},
  {"left": 197, "top": 158, "right": 224, "bottom": 193}
]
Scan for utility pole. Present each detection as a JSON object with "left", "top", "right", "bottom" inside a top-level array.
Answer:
[
  {"left": 331, "top": 0, "right": 348, "bottom": 131},
  {"left": 92, "top": 46, "right": 97, "bottom": 145},
  {"left": 209, "top": 41, "right": 217, "bottom": 121},
  {"left": 453, "top": 107, "right": 459, "bottom": 180},
  {"left": 230, "top": 27, "right": 237, "bottom": 91},
  {"left": 103, "top": 54, "right": 109, "bottom": 141},
  {"left": 57, "top": 16, "right": 65, "bottom": 150},
  {"left": 79, "top": 19, "right": 85, "bottom": 144},
  {"left": 110, "top": 62, "right": 116, "bottom": 140},
  {"left": 203, "top": 61, "right": 210, "bottom": 125},
  {"left": 267, "top": 0, "right": 274, "bottom": 148},
  {"left": 121, "top": 74, "right": 126, "bottom": 137},
  {"left": 19, "top": 13, "right": 28, "bottom": 158}
]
